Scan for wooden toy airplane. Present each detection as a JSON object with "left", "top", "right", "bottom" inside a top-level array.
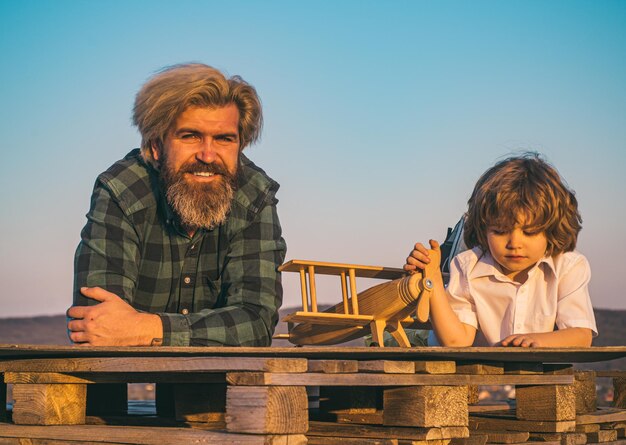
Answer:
[{"left": 278, "top": 251, "right": 441, "bottom": 348}]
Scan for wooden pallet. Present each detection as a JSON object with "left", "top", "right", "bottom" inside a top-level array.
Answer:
[{"left": 1, "top": 347, "right": 626, "bottom": 444}]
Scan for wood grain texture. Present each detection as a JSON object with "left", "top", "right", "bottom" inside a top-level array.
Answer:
[
  {"left": 383, "top": 386, "right": 468, "bottom": 427},
  {"left": 530, "top": 432, "right": 587, "bottom": 445},
  {"left": 450, "top": 436, "right": 488, "bottom": 445},
  {"left": 226, "top": 372, "right": 573, "bottom": 386},
  {"left": 576, "top": 408, "right": 626, "bottom": 425},
  {"left": 308, "top": 421, "right": 469, "bottom": 440},
  {"left": 478, "top": 430, "right": 529, "bottom": 443},
  {"left": 0, "top": 423, "right": 307, "bottom": 444},
  {"left": 615, "top": 378, "right": 626, "bottom": 409},
  {"left": 2, "top": 345, "right": 626, "bottom": 364},
  {"left": 4, "top": 371, "right": 227, "bottom": 384},
  {"left": 12, "top": 383, "right": 87, "bottom": 425},
  {"left": 226, "top": 386, "right": 308, "bottom": 434},
  {"left": 587, "top": 430, "right": 618, "bottom": 443},
  {"left": 358, "top": 361, "right": 415, "bottom": 374},
  {"left": 414, "top": 361, "right": 456, "bottom": 374},
  {"left": 470, "top": 412, "right": 576, "bottom": 433},
  {"left": 456, "top": 363, "right": 504, "bottom": 375},
  {"left": 574, "top": 371, "right": 597, "bottom": 414},
  {"left": 0, "top": 357, "right": 307, "bottom": 373},
  {"left": 308, "top": 360, "right": 358, "bottom": 373},
  {"left": 516, "top": 385, "right": 576, "bottom": 421}
]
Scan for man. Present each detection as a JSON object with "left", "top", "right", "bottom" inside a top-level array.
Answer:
[{"left": 67, "top": 63, "right": 286, "bottom": 347}]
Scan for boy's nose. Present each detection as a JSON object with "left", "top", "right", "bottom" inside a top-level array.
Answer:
[{"left": 507, "top": 229, "right": 523, "bottom": 248}]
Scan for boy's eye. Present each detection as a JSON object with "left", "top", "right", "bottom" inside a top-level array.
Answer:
[{"left": 490, "top": 229, "right": 506, "bottom": 235}]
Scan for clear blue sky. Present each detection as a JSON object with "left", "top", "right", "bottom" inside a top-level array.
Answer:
[{"left": 1, "top": 0, "right": 624, "bottom": 317}]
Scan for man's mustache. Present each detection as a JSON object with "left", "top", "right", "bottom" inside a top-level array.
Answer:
[{"left": 179, "top": 161, "right": 231, "bottom": 177}]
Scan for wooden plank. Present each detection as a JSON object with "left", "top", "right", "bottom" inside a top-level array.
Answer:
[
  {"left": 456, "top": 363, "right": 503, "bottom": 375},
  {"left": 0, "top": 357, "right": 307, "bottom": 373},
  {"left": 530, "top": 432, "right": 587, "bottom": 445},
  {"left": 279, "top": 259, "right": 406, "bottom": 280},
  {"left": 585, "top": 441, "right": 626, "bottom": 445},
  {"left": 308, "top": 421, "right": 469, "bottom": 440},
  {"left": 470, "top": 413, "right": 575, "bottom": 433},
  {"left": 2, "top": 345, "right": 626, "bottom": 364},
  {"left": 516, "top": 385, "right": 576, "bottom": 421},
  {"left": 415, "top": 361, "right": 456, "bottom": 374},
  {"left": 468, "top": 403, "right": 511, "bottom": 413},
  {"left": 479, "top": 430, "right": 529, "bottom": 443},
  {"left": 597, "top": 372, "right": 626, "bottom": 378},
  {"left": 226, "top": 386, "right": 308, "bottom": 434},
  {"left": 12, "top": 383, "right": 87, "bottom": 425},
  {"left": 468, "top": 386, "right": 479, "bottom": 404},
  {"left": 335, "top": 411, "right": 384, "bottom": 425},
  {"left": 587, "top": 431, "right": 618, "bottom": 443},
  {"left": 282, "top": 312, "right": 374, "bottom": 326},
  {"left": 359, "top": 361, "right": 416, "bottom": 374},
  {"left": 307, "top": 437, "right": 397, "bottom": 445},
  {"left": 615, "top": 378, "right": 626, "bottom": 409},
  {"left": 577, "top": 408, "right": 626, "bottom": 425},
  {"left": 309, "top": 360, "right": 359, "bottom": 373},
  {"left": 4, "top": 371, "right": 227, "bottom": 384},
  {"left": 226, "top": 372, "right": 573, "bottom": 386},
  {"left": 576, "top": 424, "right": 600, "bottom": 433},
  {"left": 0, "top": 423, "right": 307, "bottom": 444},
  {"left": 450, "top": 436, "right": 488, "bottom": 445},
  {"left": 307, "top": 437, "right": 452, "bottom": 445},
  {"left": 383, "top": 386, "right": 468, "bottom": 427},
  {"left": 574, "top": 371, "right": 597, "bottom": 414}
]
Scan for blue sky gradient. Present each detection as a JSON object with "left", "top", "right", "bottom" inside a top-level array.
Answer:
[{"left": 1, "top": 0, "right": 624, "bottom": 317}]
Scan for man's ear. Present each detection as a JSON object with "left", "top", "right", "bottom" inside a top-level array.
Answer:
[{"left": 150, "top": 140, "right": 161, "bottom": 162}]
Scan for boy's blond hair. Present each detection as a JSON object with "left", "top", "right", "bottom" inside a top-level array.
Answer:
[{"left": 464, "top": 153, "right": 581, "bottom": 256}]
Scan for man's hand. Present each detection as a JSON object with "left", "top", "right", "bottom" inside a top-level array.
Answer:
[{"left": 66, "top": 287, "right": 163, "bottom": 346}]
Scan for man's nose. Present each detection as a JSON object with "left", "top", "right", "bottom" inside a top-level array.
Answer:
[{"left": 196, "top": 139, "right": 218, "bottom": 163}]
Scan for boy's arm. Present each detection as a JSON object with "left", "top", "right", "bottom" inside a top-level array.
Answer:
[
  {"left": 410, "top": 240, "right": 477, "bottom": 347},
  {"left": 499, "top": 328, "right": 593, "bottom": 348}
]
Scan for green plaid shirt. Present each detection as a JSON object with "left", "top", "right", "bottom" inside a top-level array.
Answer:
[{"left": 73, "top": 149, "right": 286, "bottom": 346}]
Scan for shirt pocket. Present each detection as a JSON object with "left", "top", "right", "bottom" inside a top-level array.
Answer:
[{"left": 533, "top": 313, "right": 557, "bottom": 333}]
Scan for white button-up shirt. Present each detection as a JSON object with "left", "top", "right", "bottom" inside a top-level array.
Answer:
[{"left": 446, "top": 247, "right": 598, "bottom": 346}]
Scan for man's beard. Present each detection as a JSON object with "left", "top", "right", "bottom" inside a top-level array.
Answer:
[{"left": 159, "top": 157, "right": 238, "bottom": 231}]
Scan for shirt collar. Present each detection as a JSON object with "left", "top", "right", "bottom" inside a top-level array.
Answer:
[{"left": 468, "top": 250, "right": 556, "bottom": 281}]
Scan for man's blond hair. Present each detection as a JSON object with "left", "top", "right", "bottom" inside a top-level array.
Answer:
[{"left": 133, "top": 63, "right": 263, "bottom": 167}]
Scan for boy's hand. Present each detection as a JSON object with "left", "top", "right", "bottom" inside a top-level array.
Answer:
[
  {"left": 499, "top": 333, "right": 544, "bottom": 348},
  {"left": 404, "top": 242, "right": 433, "bottom": 272}
]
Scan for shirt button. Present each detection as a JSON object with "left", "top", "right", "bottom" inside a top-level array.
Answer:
[
  {"left": 183, "top": 276, "right": 191, "bottom": 284},
  {"left": 181, "top": 308, "right": 189, "bottom": 315}
]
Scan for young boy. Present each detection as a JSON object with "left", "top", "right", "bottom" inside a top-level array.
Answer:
[{"left": 405, "top": 153, "right": 597, "bottom": 347}]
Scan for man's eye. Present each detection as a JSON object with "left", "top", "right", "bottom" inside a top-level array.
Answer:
[
  {"left": 180, "top": 133, "right": 199, "bottom": 140},
  {"left": 215, "top": 136, "right": 238, "bottom": 145}
]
